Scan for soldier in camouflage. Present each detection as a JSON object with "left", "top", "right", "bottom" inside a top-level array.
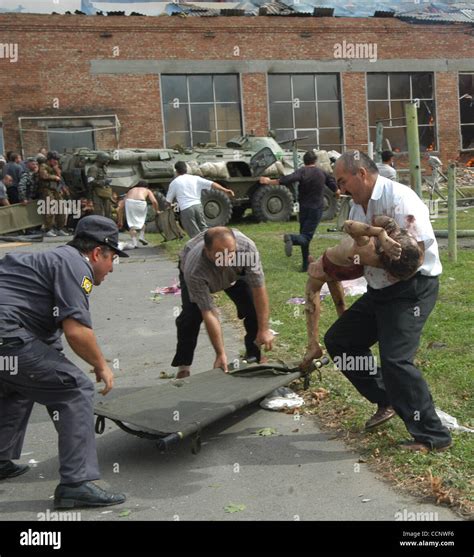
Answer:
[
  {"left": 87, "top": 152, "right": 113, "bottom": 219},
  {"left": 18, "top": 158, "right": 40, "bottom": 203},
  {"left": 38, "top": 152, "right": 68, "bottom": 237}
]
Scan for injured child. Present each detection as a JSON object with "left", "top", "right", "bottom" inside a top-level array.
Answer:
[{"left": 300, "top": 216, "right": 424, "bottom": 371}]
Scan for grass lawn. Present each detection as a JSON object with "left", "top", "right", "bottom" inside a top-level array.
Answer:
[{"left": 148, "top": 207, "right": 474, "bottom": 517}]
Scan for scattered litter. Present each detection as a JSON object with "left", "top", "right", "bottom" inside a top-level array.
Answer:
[
  {"left": 269, "top": 319, "right": 283, "bottom": 326},
  {"left": 361, "top": 498, "right": 371, "bottom": 503},
  {"left": 28, "top": 459, "right": 39, "bottom": 467},
  {"left": 151, "top": 281, "right": 181, "bottom": 296},
  {"left": 427, "top": 341, "right": 447, "bottom": 349},
  {"left": 224, "top": 503, "right": 246, "bottom": 514},
  {"left": 118, "top": 510, "right": 132, "bottom": 518},
  {"left": 159, "top": 371, "right": 175, "bottom": 379},
  {"left": 171, "top": 379, "right": 186, "bottom": 387},
  {"left": 21, "top": 452, "right": 34, "bottom": 456},
  {"left": 320, "top": 276, "right": 367, "bottom": 300},
  {"left": 358, "top": 457, "right": 367, "bottom": 463},
  {"left": 150, "top": 294, "right": 162, "bottom": 304},
  {"left": 292, "top": 428, "right": 299, "bottom": 433},
  {"left": 39, "top": 475, "right": 44, "bottom": 479},
  {"left": 269, "top": 328, "right": 279, "bottom": 336},
  {"left": 436, "top": 408, "right": 474, "bottom": 433},
  {"left": 254, "top": 427, "right": 279, "bottom": 437},
  {"left": 100, "top": 511, "right": 113, "bottom": 515},
  {"left": 260, "top": 387, "right": 305, "bottom": 410},
  {"left": 286, "top": 297, "right": 305, "bottom": 305}
]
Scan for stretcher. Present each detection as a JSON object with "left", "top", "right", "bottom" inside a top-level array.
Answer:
[{"left": 94, "top": 357, "right": 329, "bottom": 453}]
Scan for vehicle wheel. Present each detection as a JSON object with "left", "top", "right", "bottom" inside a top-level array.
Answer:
[
  {"left": 321, "top": 186, "right": 340, "bottom": 221},
  {"left": 201, "top": 189, "right": 233, "bottom": 227},
  {"left": 251, "top": 185, "right": 293, "bottom": 222}
]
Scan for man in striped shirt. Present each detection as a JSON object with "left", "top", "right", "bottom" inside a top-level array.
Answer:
[{"left": 171, "top": 227, "right": 274, "bottom": 378}]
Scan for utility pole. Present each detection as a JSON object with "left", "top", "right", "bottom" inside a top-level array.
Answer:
[{"left": 405, "top": 101, "right": 422, "bottom": 197}]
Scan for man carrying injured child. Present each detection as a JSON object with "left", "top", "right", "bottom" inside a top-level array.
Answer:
[{"left": 300, "top": 215, "right": 423, "bottom": 369}]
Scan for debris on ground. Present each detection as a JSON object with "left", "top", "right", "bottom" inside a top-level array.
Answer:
[
  {"left": 260, "top": 387, "right": 305, "bottom": 410},
  {"left": 151, "top": 281, "right": 181, "bottom": 296},
  {"left": 254, "top": 427, "right": 279, "bottom": 436},
  {"left": 224, "top": 503, "right": 246, "bottom": 513},
  {"left": 286, "top": 297, "right": 305, "bottom": 305},
  {"left": 435, "top": 408, "right": 474, "bottom": 433}
]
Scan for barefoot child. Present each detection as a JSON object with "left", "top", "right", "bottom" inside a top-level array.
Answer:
[{"left": 300, "top": 216, "right": 423, "bottom": 370}]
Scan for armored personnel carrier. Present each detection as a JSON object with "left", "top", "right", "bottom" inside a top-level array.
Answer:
[{"left": 60, "top": 135, "right": 339, "bottom": 227}]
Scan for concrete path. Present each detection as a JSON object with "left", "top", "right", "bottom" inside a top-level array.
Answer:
[{"left": 0, "top": 236, "right": 458, "bottom": 521}]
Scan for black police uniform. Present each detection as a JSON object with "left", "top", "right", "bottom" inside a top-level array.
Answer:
[{"left": 0, "top": 246, "right": 100, "bottom": 484}]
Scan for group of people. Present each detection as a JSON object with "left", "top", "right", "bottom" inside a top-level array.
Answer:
[{"left": 0, "top": 147, "right": 451, "bottom": 511}]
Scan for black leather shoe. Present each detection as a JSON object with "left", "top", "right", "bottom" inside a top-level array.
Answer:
[
  {"left": 0, "top": 460, "right": 30, "bottom": 480},
  {"left": 54, "top": 481, "right": 126, "bottom": 509}
]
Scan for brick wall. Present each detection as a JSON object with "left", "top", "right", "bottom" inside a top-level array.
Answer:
[{"left": 1, "top": 13, "right": 473, "bottom": 163}]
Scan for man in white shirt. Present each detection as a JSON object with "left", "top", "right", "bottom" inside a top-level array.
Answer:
[
  {"left": 376, "top": 150, "right": 397, "bottom": 180},
  {"left": 324, "top": 151, "right": 451, "bottom": 453},
  {"left": 166, "top": 161, "right": 234, "bottom": 238}
]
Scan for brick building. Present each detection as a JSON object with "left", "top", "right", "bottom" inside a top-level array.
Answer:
[{"left": 1, "top": 12, "right": 474, "bottom": 166}]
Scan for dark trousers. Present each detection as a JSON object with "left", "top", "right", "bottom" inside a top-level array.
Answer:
[
  {"left": 324, "top": 274, "right": 451, "bottom": 449},
  {"left": 171, "top": 270, "right": 260, "bottom": 367},
  {"left": 0, "top": 337, "right": 100, "bottom": 483},
  {"left": 289, "top": 206, "right": 324, "bottom": 269}
]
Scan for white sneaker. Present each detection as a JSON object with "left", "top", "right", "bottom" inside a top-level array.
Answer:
[
  {"left": 57, "top": 230, "right": 69, "bottom": 237},
  {"left": 45, "top": 230, "right": 57, "bottom": 237}
]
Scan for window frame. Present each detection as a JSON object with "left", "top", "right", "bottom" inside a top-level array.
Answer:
[
  {"left": 160, "top": 74, "right": 243, "bottom": 148},
  {"left": 366, "top": 72, "right": 438, "bottom": 154},
  {"left": 458, "top": 72, "right": 474, "bottom": 152},
  {"left": 266, "top": 73, "right": 344, "bottom": 152}
]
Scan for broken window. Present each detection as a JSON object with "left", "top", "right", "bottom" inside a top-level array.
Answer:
[
  {"left": 47, "top": 127, "right": 95, "bottom": 152},
  {"left": 367, "top": 73, "right": 436, "bottom": 152},
  {"left": 161, "top": 74, "right": 243, "bottom": 148},
  {"left": 459, "top": 73, "right": 474, "bottom": 151},
  {"left": 267, "top": 73, "right": 343, "bottom": 152}
]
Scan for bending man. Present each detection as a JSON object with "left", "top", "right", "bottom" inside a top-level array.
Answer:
[{"left": 171, "top": 227, "right": 274, "bottom": 378}]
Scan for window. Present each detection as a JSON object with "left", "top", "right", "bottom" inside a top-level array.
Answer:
[
  {"left": 459, "top": 73, "right": 474, "bottom": 150},
  {"left": 268, "top": 74, "right": 343, "bottom": 152},
  {"left": 161, "top": 74, "right": 243, "bottom": 148},
  {"left": 47, "top": 127, "right": 95, "bottom": 152},
  {"left": 367, "top": 73, "right": 436, "bottom": 153}
]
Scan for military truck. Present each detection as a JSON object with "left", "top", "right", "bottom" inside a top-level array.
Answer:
[{"left": 60, "top": 135, "right": 340, "bottom": 227}]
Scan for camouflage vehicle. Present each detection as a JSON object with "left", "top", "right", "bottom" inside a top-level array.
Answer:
[{"left": 60, "top": 135, "right": 340, "bottom": 227}]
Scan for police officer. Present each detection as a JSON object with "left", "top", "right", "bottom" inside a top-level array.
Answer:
[
  {"left": 87, "top": 152, "right": 113, "bottom": 219},
  {"left": 0, "top": 216, "right": 128, "bottom": 509},
  {"left": 38, "top": 151, "right": 68, "bottom": 237}
]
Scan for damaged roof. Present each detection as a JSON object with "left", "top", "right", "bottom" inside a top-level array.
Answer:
[{"left": 1, "top": 0, "right": 473, "bottom": 23}]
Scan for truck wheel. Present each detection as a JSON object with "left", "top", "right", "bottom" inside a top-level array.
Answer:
[
  {"left": 321, "top": 186, "right": 340, "bottom": 221},
  {"left": 201, "top": 189, "right": 233, "bottom": 227},
  {"left": 251, "top": 185, "right": 293, "bottom": 222}
]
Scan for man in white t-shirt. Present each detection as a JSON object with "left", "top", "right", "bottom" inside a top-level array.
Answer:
[
  {"left": 166, "top": 161, "right": 234, "bottom": 238},
  {"left": 324, "top": 151, "right": 451, "bottom": 453},
  {"left": 376, "top": 150, "right": 397, "bottom": 180}
]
